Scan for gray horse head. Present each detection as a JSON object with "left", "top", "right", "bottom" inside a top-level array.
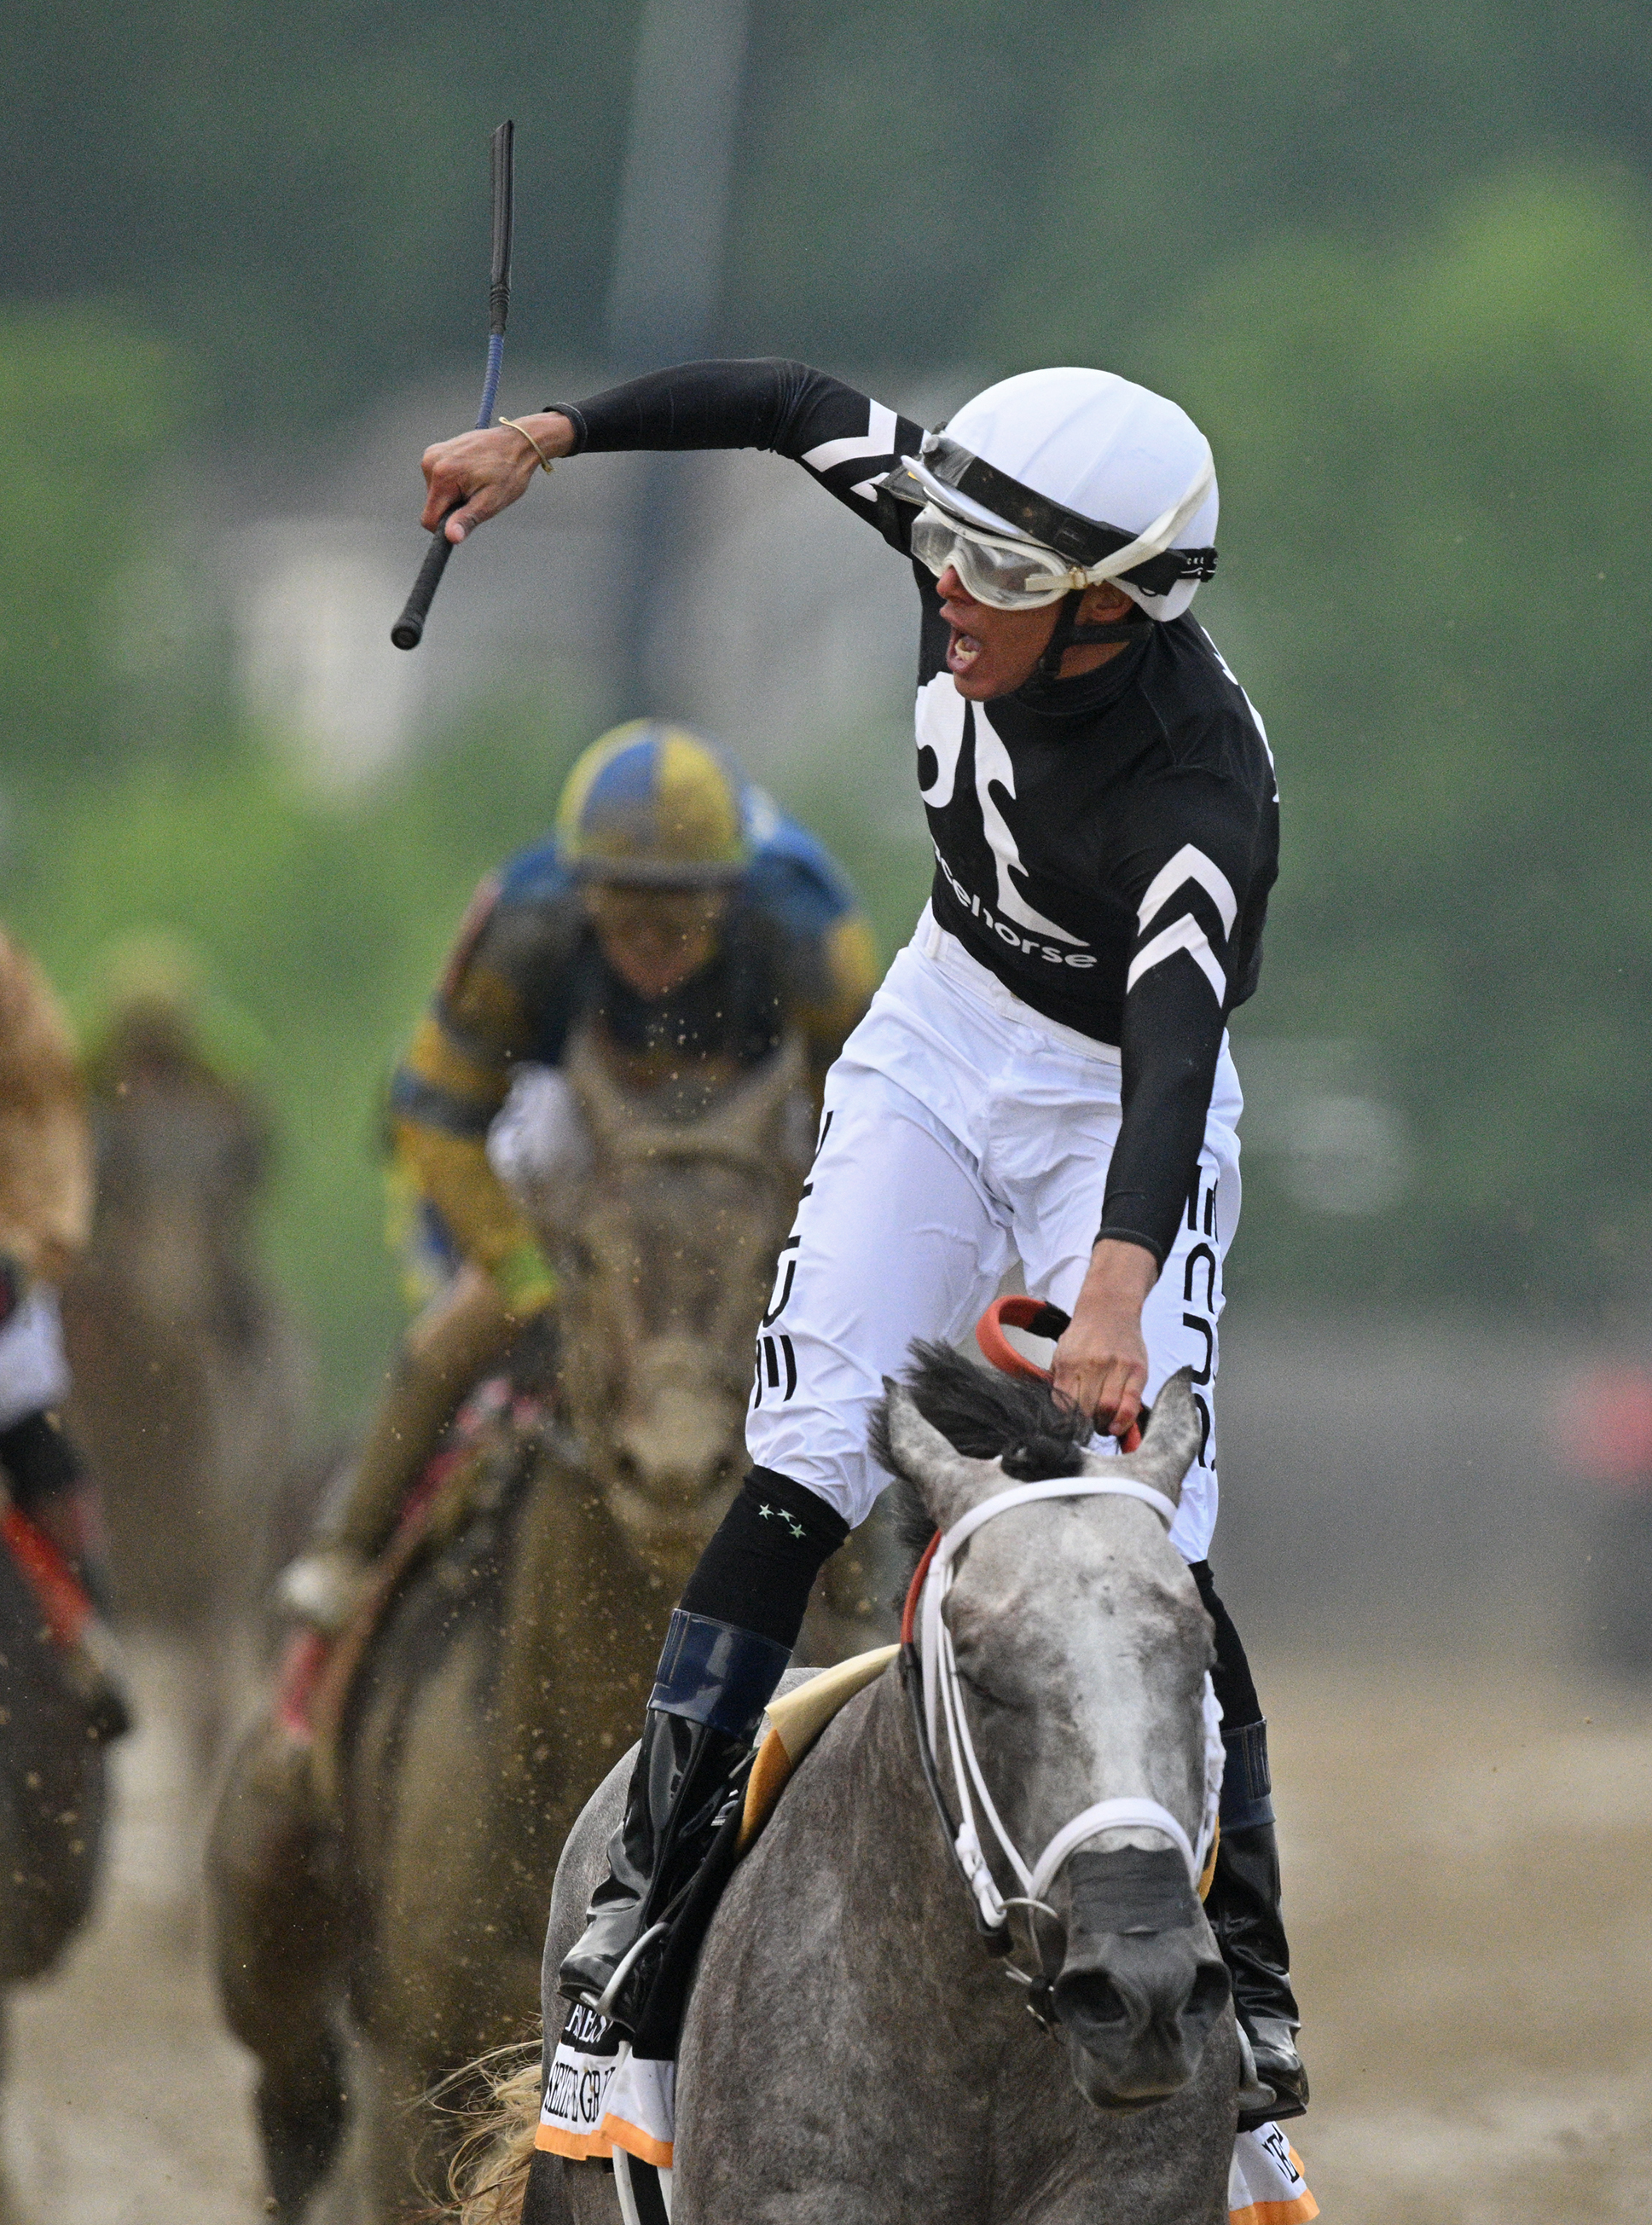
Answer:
[{"left": 878, "top": 1353, "right": 1230, "bottom": 2112}]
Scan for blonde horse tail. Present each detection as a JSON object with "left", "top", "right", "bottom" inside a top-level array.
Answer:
[{"left": 441, "top": 2045, "right": 542, "bottom": 2225}]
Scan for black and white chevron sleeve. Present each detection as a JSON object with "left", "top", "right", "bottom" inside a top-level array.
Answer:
[
  {"left": 548, "top": 359, "right": 922, "bottom": 549},
  {"left": 1097, "top": 780, "right": 1259, "bottom": 1266}
]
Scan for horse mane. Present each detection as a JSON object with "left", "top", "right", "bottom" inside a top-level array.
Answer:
[{"left": 872, "top": 1341, "right": 1093, "bottom": 1585}]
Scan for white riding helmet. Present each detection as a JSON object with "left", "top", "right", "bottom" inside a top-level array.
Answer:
[{"left": 903, "top": 367, "right": 1219, "bottom": 623}]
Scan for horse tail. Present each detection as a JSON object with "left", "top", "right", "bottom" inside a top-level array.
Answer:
[{"left": 441, "top": 2045, "right": 542, "bottom": 2225}]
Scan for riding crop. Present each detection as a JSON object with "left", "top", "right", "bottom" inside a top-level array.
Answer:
[{"left": 391, "top": 118, "right": 515, "bottom": 651}]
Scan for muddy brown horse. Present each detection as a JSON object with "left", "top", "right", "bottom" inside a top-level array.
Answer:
[
  {"left": 208, "top": 1033, "right": 890, "bottom": 2223},
  {"left": 61, "top": 995, "right": 314, "bottom": 1770}
]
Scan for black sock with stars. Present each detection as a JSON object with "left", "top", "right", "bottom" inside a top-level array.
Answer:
[{"left": 677, "top": 1466, "right": 850, "bottom": 1650}]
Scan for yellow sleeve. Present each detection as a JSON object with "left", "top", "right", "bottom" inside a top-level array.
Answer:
[
  {"left": 389, "top": 894, "right": 559, "bottom": 1315},
  {"left": 390, "top": 1117, "right": 555, "bottom": 1315}
]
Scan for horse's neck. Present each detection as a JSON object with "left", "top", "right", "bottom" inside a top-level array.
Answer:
[{"left": 486, "top": 1442, "right": 666, "bottom": 1854}]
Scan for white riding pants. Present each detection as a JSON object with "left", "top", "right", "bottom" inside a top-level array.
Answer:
[{"left": 745, "top": 909, "right": 1241, "bottom": 1564}]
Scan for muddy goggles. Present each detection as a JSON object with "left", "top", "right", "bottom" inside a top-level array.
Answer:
[{"left": 891, "top": 432, "right": 1218, "bottom": 607}]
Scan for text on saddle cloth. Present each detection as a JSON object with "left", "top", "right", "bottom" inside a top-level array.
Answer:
[{"left": 1229, "top": 2124, "right": 1319, "bottom": 2225}]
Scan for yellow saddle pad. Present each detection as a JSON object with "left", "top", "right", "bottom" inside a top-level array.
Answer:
[{"left": 736, "top": 1644, "right": 900, "bottom": 1854}]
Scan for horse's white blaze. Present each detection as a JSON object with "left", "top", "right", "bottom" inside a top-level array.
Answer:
[{"left": 890, "top": 1372, "right": 1220, "bottom": 1931}]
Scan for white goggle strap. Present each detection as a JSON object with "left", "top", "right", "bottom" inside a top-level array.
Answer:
[
  {"left": 940, "top": 1475, "right": 1180, "bottom": 1555},
  {"left": 938, "top": 1620, "right": 1016, "bottom": 1926},
  {"left": 922, "top": 1556, "right": 1023, "bottom": 1925},
  {"left": 1081, "top": 449, "right": 1215, "bottom": 588}
]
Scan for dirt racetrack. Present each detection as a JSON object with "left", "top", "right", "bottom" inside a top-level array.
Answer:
[{"left": 3, "top": 1638, "right": 1649, "bottom": 2223}]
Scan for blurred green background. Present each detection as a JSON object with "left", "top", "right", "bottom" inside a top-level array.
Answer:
[{"left": 3, "top": 0, "right": 1651, "bottom": 1413}]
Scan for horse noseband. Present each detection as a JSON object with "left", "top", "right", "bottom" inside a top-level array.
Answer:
[{"left": 1064, "top": 1845, "right": 1202, "bottom": 1937}]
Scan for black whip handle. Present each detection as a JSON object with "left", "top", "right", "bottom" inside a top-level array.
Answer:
[
  {"left": 391, "top": 511, "right": 459, "bottom": 651},
  {"left": 392, "top": 118, "right": 514, "bottom": 652}
]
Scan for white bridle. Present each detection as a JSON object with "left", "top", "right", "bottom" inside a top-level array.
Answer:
[{"left": 917, "top": 1474, "right": 1225, "bottom": 1934}]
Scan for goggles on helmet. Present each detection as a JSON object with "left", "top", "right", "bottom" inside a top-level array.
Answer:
[
  {"left": 910, "top": 503, "right": 1092, "bottom": 610},
  {"left": 889, "top": 433, "right": 1218, "bottom": 606}
]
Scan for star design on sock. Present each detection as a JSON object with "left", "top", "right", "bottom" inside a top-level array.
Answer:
[{"left": 757, "top": 1504, "right": 775, "bottom": 1521}]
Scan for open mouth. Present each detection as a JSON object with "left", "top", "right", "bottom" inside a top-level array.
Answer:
[{"left": 946, "top": 626, "right": 983, "bottom": 675}]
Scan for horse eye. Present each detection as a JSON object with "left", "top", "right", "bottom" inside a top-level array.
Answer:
[{"left": 958, "top": 1667, "right": 1014, "bottom": 1712}]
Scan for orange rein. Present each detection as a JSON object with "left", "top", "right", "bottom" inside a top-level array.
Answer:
[{"left": 973, "top": 1295, "right": 1143, "bottom": 1453}]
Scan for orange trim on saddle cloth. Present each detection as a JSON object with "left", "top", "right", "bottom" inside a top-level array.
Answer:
[
  {"left": 536, "top": 2119, "right": 612, "bottom": 2163},
  {"left": 1, "top": 1504, "right": 92, "bottom": 1648},
  {"left": 1230, "top": 2147, "right": 1317, "bottom": 2225},
  {"left": 599, "top": 2113, "right": 673, "bottom": 2169}
]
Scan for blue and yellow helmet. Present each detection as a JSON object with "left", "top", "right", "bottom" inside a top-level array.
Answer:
[{"left": 555, "top": 721, "right": 750, "bottom": 885}]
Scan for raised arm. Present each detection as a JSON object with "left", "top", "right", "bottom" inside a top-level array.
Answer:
[{"left": 419, "top": 358, "right": 921, "bottom": 548}]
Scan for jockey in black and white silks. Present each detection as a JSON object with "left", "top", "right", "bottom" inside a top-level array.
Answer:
[{"left": 417, "top": 358, "right": 1304, "bottom": 2128}]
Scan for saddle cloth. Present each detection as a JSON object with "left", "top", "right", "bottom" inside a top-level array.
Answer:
[{"left": 538, "top": 1648, "right": 1317, "bottom": 2223}]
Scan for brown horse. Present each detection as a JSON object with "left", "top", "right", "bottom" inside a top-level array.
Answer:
[
  {"left": 0, "top": 1533, "right": 110, "bottom": 2168},
  {"left": 208, "top": 1034, "right": 892, "bottom": 2223},
  {"left": 61, "top": 1010, "right": 314, "bottom": 1771}
]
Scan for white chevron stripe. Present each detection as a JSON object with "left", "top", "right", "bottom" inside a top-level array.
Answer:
[
  {"left": 1137, "top": 843, "right": 1238, "bottom": 940},
  {"left": 802, "top": 401, "right": 898, "bottom": 475},
  {"left": 1126, "top": 915, "right": 1226, "bottom": 1002}
]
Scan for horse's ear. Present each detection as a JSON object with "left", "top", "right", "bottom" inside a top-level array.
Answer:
[
  {"left": 1083, "top": 1367, "right": 1203, "bottom": 1508},
  {"left": 874, "top": 1379, "right": 1005, "bottom": 1531}
]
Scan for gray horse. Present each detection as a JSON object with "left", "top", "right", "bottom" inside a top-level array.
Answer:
[{"left": 501, "top": 1356, "right": 1237, "bottom": 2225}]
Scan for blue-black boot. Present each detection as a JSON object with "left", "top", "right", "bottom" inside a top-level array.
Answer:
[
  {"left": 1207, "top": 1718, "right": 1308, "bottom": 2129},
  {"left": 556, "top": 1610, "right": 790, "bottom": 2033}
]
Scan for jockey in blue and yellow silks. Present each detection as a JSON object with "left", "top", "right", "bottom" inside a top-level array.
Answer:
[{"left": 279, "top": 721, "right": 878, "bottom": 1632}]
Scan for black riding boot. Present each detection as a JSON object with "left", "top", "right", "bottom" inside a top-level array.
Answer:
[
  {"left": 557, "top": 1609, "right": 791, "bottom": 2032},
  {"left": 1207, "top": 1718, "right": 1307, "bottom": 2129}
]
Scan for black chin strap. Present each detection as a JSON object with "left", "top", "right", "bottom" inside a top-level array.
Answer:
[{"left": 1036, "top": 588, "right": 1142, "bottom": 678}]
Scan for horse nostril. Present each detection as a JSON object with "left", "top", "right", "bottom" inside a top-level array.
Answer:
[
  {"left": 1055, "top": 1972, "right": 1131, "bottom": 2031},
  {"left": 1185, "top": 1960, "right": 1231, "bottom": 2025},
  {"left": 612, "top": 1449, "right": 641, "bottom": 1487}
]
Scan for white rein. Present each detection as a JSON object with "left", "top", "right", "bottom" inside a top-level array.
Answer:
[{"left": 916, "top": 1475, "right": 1225, "bottom": 1934}]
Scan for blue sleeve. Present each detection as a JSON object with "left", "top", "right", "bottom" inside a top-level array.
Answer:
[
  {"left": 496, "top": 835, "right": 575, "bottom": 907},
  {"left": 739, "top": 785, "right": 860, "bottom": 942}
]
